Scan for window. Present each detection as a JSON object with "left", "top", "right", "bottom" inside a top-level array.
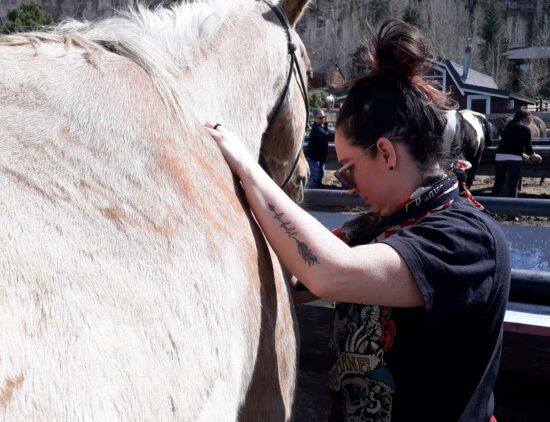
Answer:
[{"left": 467, "top": 95, "right": 491, "bottom": 114}]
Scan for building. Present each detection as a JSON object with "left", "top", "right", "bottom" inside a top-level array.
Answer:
[
  {"left": 424, "top": 48, "right": 534, "bottom": 114},
  {"left": 505, "top": 46, "right": 550, "bottom": 110},
  {"left": 324, "top": 48, "right": 535, "bottom": 115}
]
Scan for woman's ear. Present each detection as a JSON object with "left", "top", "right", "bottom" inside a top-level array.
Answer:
[{"left": 377, "top": 138, "right": 397, "bottom": 170}]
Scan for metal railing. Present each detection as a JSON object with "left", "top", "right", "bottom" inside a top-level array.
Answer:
[
  {"left": 302, "top": 189, "right": 550, "bottom": 307},
  {"left": 510, "top": 270, "right": 550, "bottom": 306},
  {"left": 317, "top": 143, "right": 550, "bottom": 177},
  {"left": 303, "top": 189, "right": 550, "bottom": 217}
]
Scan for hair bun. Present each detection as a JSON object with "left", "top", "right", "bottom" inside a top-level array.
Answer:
[{"left": 369, "top": 19, "right": 430, "bottom": 79}]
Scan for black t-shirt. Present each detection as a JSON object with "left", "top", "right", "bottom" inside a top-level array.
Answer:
[
  {"left": 328, "top": 198, "right": 510, "bottom": 422},
  {"left": 496, "top": 122, "right": 534, "bottom": 157},
  {"left": 382, "top": 198, "right": 510, "bottom": 421},
  {"left": 305, "top": 122, "right": 333, "bottom": 163}
]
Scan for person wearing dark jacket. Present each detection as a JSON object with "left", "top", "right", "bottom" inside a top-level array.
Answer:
[
  {"left": 492, "top": 109, "right": 541, "bottom": 197},
  {"left": 305, "top": 108, "right": 334, "bottom": 188}
]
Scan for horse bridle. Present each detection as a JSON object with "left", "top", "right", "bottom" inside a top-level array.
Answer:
[{"left": 259, "top": 0, "right": 309, "bottom": 189}]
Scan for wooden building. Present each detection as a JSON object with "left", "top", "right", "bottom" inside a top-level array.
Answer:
[
  {"left": 324, "top": 54, "right": 535, "bottom": 115},
  {"left": 425, "top": 56, "right": 535, "bottom": 114}
]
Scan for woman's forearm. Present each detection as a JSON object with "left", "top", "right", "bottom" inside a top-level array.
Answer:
[{"left": 238, "top": 161, "right": 351, "bottom": 298}]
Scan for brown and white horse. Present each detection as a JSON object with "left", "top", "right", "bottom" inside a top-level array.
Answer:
[
  {"left": 0, "top": 0, "right": 310, "bottom": 419},
  {"left": 443, "top": 109, "right": 493, "bottom": 187},
  {"left": 489, "top": 114, "right": 547, "bottom": 139}
]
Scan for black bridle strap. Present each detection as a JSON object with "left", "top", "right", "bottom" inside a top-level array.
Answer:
[{"left": 259, "top": 0, "right": 309, "bottom": 189}]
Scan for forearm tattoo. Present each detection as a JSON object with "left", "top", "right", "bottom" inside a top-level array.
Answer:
[{"left": 268, "top": 204, "right": 320, "bottom": 266}]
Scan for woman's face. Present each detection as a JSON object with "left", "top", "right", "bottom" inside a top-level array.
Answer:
[{"left": 334, "top": 130, "right": 406, "bottom": 216}]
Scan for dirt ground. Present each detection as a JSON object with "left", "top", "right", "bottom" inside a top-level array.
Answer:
[
  {"left": 470, "top": 176, "right": 550, "bottom": 227},
  {"left": 321, "top": 172, "right": 550, "bottom": 227},
  {"left": 470, "top": 175, "right": 550, "bottom": 199}
]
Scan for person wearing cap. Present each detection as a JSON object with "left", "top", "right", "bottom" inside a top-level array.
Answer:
[{"left": 305, "top": 108, "right": 334, "bottom": 188}]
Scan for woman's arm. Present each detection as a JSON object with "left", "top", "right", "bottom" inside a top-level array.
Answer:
[{"left": 205, "top": 124, "right": 423, "bottom": 307}]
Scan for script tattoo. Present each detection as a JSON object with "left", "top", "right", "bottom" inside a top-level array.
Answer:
[{"left": 268, "top": 203, "right": 320, "bottom": 266}]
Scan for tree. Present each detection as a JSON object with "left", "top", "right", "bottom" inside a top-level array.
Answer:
[
  {"left": 2, "top": 3, "right": 53, "bottom": 33},
  {"left": 402, "top": 5, "right": 422, "bottom": 28},
  {"left": 533, "top": 0, "right": 550, "bottom": 46},
  {"left": 478, "top": 0, "right": 508, "bottom": 87},
  {"left": 308, "top": 92, "right": 323, "bottom": 109},
  {"left": 518, "top": 59, "right": 550, "bottom": 99},
  {"left": 465, "top": 0, "right": 477, "bottom": 42},
  {"left": 368, "top": 0, "right": 390, "bottom": 25},
  {"left": 351, "top": 43, "right": 371, "bottom": 78}
]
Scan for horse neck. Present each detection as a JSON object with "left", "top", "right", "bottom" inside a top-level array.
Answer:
[
  {"left": 51, "top": 1, "right": 293, "bottom": 159},
  {"left": 177, "top": 10, "right": 291, "bottom": 159}
]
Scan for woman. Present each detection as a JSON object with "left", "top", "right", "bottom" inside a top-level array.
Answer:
[
  {"left": 206, "top": 20, "right": 510, "bottom": 422},
  {"left": 492, "top": 108, "right": 541, "bottom": 198}
]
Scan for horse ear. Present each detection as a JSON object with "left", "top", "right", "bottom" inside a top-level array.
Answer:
[{"left": 280, "top": 0, "right": 310, "bottom": 26}]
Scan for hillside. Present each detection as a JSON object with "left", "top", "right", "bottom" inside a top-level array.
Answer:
[
  {"left": 296, "top": 0, "right": 545, "bottom": 83},
  {"left": 0, "top": 0, "right": 546, "bottom": 89}
]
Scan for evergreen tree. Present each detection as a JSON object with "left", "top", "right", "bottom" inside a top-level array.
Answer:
[
  {"left": 352, "top": 43, "right": 370, "bottom": 77},
  {"left": 368, "top": 0, "right": 390, "bottom": 25},
  {"left": 465, "top": 0, "right": 477, "bottom": 42},
  {"left": 2, "top": 3, "right": 53, "bottom": 33},
  {"left": 478, "top": 0, "right": 507, "bottom": 86},
  {"left": 402, "top": 5, "right": 422, "bottom": 28},
  {"left": 534, "top": 0, "right": 550, "bottom": 46}
]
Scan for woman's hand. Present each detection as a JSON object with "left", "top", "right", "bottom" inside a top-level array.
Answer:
[
  {"left": 204, "top": 122, "right": 256, "bottom": 178},
  {"left": 529, "top": 153, "right": 543, "bottom": 164}
]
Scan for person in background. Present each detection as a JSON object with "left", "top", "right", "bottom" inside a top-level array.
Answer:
[
  {"left": 492, "top": 108, "right": 542, "bottom": 197},
  {"left": 304, "top": 108, "right": 334, "bottom": 188},
  {"left": 206, "top": 19, "right": 510, "bottom": 421}
]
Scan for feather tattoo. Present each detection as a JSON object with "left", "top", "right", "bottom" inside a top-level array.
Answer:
[{"left": 268, "top": 204, "right": 320, "bottom": 266}]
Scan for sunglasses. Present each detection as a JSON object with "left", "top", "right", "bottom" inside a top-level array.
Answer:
[
  {"left": 334, "top": 160, "right": 356, "bottom": 189},
  {"left": 334, "top": 142, "right": 378, "bottom": 189},
  {"left": 334, "top": 136, "right": 407, "bottom": 189}
]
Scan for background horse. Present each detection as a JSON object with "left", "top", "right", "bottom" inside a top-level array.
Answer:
[
  {"left": 443, "top": 109, "right": 493, "bottom": 187},
  {"left": 0, "top": 0, "right": 310, "bottom": 419},
  {"left": 488, "top": 114, "right": 547, "bottom": 139},
  {"left": 488, "top": 115, "right": 512, "bottom": 140},
  {"left": 531, "top": 115, "right": 547, "bottom": 138}
]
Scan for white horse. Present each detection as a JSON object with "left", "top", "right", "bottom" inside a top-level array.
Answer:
[
  {"left": 325, "top": 93, "right": 335, "bottom": 109},
  {"left": 0, "top": 0, "right": 311, "bottom": 419}
]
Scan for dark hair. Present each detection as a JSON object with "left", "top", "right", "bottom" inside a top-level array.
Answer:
[
  {"left": 511, "top": 107, "right": 532, "bottom": 125},
  {"left": 336, "top": 19, "right": 456, "bottom": 172}
]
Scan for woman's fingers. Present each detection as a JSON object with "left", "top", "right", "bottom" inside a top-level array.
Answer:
[
  {"left": 204, "top": 121, "right": 224, "bottom": 131},
  {"left": 205, "top": 126, "right": 223, "bottom": 141},
  {"left": 203, "top": 122, "right": 253, "bottom": 177}
]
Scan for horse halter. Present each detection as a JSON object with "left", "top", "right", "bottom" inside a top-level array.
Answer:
[{"left": 259, "top": 0, "right": 309, "bottom": 189}]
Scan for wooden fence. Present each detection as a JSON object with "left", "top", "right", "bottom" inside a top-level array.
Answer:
[{"left": 528, "top": 99, "right": 550, "bottom": 113}]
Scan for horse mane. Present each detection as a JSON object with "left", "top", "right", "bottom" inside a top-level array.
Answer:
[{"left": 0, "top": 0, "right": 253, "bottom": 127}]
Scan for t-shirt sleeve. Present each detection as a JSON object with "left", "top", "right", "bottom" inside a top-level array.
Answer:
[{"left": 382, "top": 209, "right": 497, "bottom": 319}]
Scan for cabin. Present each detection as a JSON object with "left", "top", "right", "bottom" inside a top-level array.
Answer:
[
  {"left": 321, "top": 52, "right": 536, "bottom": 114},
  {"left": 424, "top": 51, "right": 535, "bottom": 114}
]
